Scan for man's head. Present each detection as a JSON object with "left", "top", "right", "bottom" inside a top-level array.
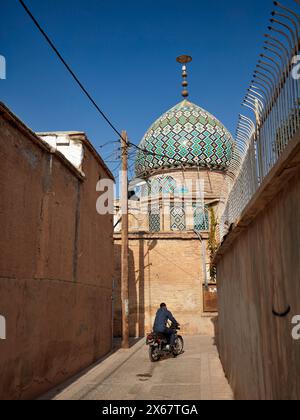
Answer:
[{"left": 160, "top": 303, "right": 167, "bottom": 310}]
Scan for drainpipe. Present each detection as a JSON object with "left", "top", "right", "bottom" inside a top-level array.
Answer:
[{"left": 194, "top": 230, "right": 209, "bottom": 289}]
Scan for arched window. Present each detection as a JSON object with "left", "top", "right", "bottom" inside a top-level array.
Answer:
[
  {"left": 150, "top": 178, "right": 162, "bottom": 196},
  {"left": 149, "top": 176, "right": 177, "bottom": 197},
  {"left": 194, "top": 205, "right": 210, "bottom": 232},
  {"left": 161, "top": 176, "right": 176, "bottom": 195},
  {"left": 141, "top": 182, "right": 150, "bottom": 198},
  {"left": 149, "top": 204, "right": 160, "bottom": 232},
  {"left": 170, "top": 204, "right": 186, "bottom": 231}
]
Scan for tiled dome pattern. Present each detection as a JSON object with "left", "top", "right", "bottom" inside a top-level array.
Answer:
[{"left": 135, "top": 100, "right": 234, "bottom": 177}]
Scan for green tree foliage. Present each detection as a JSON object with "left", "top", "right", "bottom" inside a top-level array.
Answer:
[{"left": 208, "top": 207, "right": 218, "bottom": 282}]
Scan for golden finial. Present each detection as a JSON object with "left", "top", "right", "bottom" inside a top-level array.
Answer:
[{"left": 176, "top": 55, "right": 193, "bottom": 98}]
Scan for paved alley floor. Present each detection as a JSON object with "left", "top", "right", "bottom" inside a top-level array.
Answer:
[{"left": 42, "top": 336, "right": 233, "bottom": 401}]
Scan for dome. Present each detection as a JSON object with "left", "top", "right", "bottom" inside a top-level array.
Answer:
[{"left": 135, "top": 100, "right": 234, "bottom": 177}]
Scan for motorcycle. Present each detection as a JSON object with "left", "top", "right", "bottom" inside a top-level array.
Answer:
[{"left": 146, "top": 323, "right": 184, "bottom": 362}]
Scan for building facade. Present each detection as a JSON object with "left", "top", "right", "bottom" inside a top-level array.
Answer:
[{"left": 114, "top": 99, "right": 237, "bottom": 337}]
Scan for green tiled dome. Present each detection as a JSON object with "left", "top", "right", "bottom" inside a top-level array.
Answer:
[{"left": 135, "top": 100, "right": 234, "bottom": 177}]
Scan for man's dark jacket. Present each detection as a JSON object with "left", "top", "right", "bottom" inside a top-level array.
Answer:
[{"left": 153, "top": 308, "right": 178, "bottom": 333}]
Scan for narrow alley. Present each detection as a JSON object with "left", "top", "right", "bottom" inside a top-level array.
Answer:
[
  {"left": 2, "top": 0, "right": 300, "bottom": 402},
  {"left": 41, "top": 336, "right": 233, "bottom": 401}
]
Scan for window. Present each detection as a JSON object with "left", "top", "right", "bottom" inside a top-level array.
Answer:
[
  {"left": 141, "top": 182, "right": 150, "bottom": 198},
  {"left": 149, "top": 176, "right": 177, "bottom": 197},
  {"left": 149, "top": 205, "right": 160, "bottom": 232},
  {"left": 194, "top": 205, "right": 210, "bottom": 232},
  {"left": 161, "top": 176, "right": 176, "bottom": 195},
  {"left": 170, "top": 204, "right": 186, "bottom": 231},
  {"left": 150, "top": 178, "right": 162, "bottom": 196}
]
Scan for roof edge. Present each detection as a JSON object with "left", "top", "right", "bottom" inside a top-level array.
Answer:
[{"left": 0, "top": 102, "right": 115, "bottom": 182}]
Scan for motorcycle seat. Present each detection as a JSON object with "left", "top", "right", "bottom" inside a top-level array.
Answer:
[{"left": 154, "top": 332, "right": 167, "bottom": 339}]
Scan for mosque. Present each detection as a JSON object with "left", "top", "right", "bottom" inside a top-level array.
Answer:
[{"left": 114, "top": 56, "right": 239, "bottom": 336}]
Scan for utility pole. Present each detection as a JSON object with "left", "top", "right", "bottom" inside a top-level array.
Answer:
[{"left": 121, "top": 131, "right": 129, "bottom": 349}]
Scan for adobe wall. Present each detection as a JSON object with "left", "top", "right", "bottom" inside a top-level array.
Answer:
[
  {"left": 114, "top": 233, "right": 216, "bottom": 338},
  {"left": 214, "top": 129, "right": 300, "bottom": 400},
  {"left": 0, "top": 107, "right": 114, "bottom": 400}
]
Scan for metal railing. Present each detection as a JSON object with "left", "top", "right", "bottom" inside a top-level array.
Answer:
[{"left": 220, "top": 0, "right": 300, "bottom": 239}]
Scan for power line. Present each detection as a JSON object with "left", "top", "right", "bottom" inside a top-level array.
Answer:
[
  {"left": 128, "top": 142, "right": 195, "bottom": 176},
  {"left": 103, "top": 147, "right": 121, "bottom": 161},
  {"left": 129, "top": 141, "right": 233, "bottom": 175},
  {"left": 128, "top": 142, "right": 166, "bottom": 160},
  {"left": 18, "top": 1, "right": 233, "bottom": 176},
  {"left": 129, "top": 141, "right": 196, "bottom": 164},
  {"left": 111, "top": 161, "right": 122, "bottom": 173},
  {"left": 18, "top": 0, "right": 123, "bottom": 140},
  {"left": 18, "top": 1, "right": 207, "bottom": 169},
  {"left": 128, "top": 161, "right": 136, "bottom": 173},
  {"left": 99, "top": 140, "right": 120, "bottom": 149}
]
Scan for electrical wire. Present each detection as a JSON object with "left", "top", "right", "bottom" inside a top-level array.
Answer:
[
  {"left": 103, "top": 148, "right": 121, "bottom": 161},
  {"left": 18, "top": 1, "right": 235, "bottom": 176},
  {"left": 111, "top": 161, "right": 122, "bottom": 173},
  {"left": 18, "top": 0, "right": 123, "bottom": 140},
  {"left": 99, "top": 140, "right": 120, "bottom": 149},
  {"left": 128, "top": 141, "right": 167, "bottom": 160}
]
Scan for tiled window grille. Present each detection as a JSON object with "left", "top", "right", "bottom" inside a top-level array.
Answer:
[
  {"left": 149, "top": 205, "right": 160, "bottom": 232},
  {"left": 194, "top": 205, "right": 209, "bottom": 232},
  {"left": 170, "top": 204, "right": 186, "bottom": 231}
]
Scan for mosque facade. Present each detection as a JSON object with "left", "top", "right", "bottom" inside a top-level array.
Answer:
[{"left": 114, "top": 58, "right": 238, "bottom": 336}]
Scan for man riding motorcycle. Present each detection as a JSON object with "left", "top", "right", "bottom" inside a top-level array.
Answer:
[{"left": 153, "top": 303, "right": 179, "bottom": 351}]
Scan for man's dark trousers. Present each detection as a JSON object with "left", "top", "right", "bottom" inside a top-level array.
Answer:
[{"left": 155, "top": 327, "right": 175, "bottom": 347}]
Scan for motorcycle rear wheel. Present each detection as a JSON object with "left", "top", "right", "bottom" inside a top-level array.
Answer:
[{"left": 149, "top": 346, "right": 161, "bottom": 362}]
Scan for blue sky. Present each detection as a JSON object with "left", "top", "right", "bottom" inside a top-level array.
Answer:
[{"left": 0, "top": 0, "right": 289, "bottom": 178}]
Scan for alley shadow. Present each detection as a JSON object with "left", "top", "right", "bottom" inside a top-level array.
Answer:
[
  {"left": 114, "top": 243, "right": 141, "bottom": 338},
  {"left": 114, "top": 235, "right": 158, "bottom": 340},
  {"left": 38, "top": 337, "right": 144, "bottom": 400},
  {"left": 211, "top": 315, "right": 219, "bottom": 347}
]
